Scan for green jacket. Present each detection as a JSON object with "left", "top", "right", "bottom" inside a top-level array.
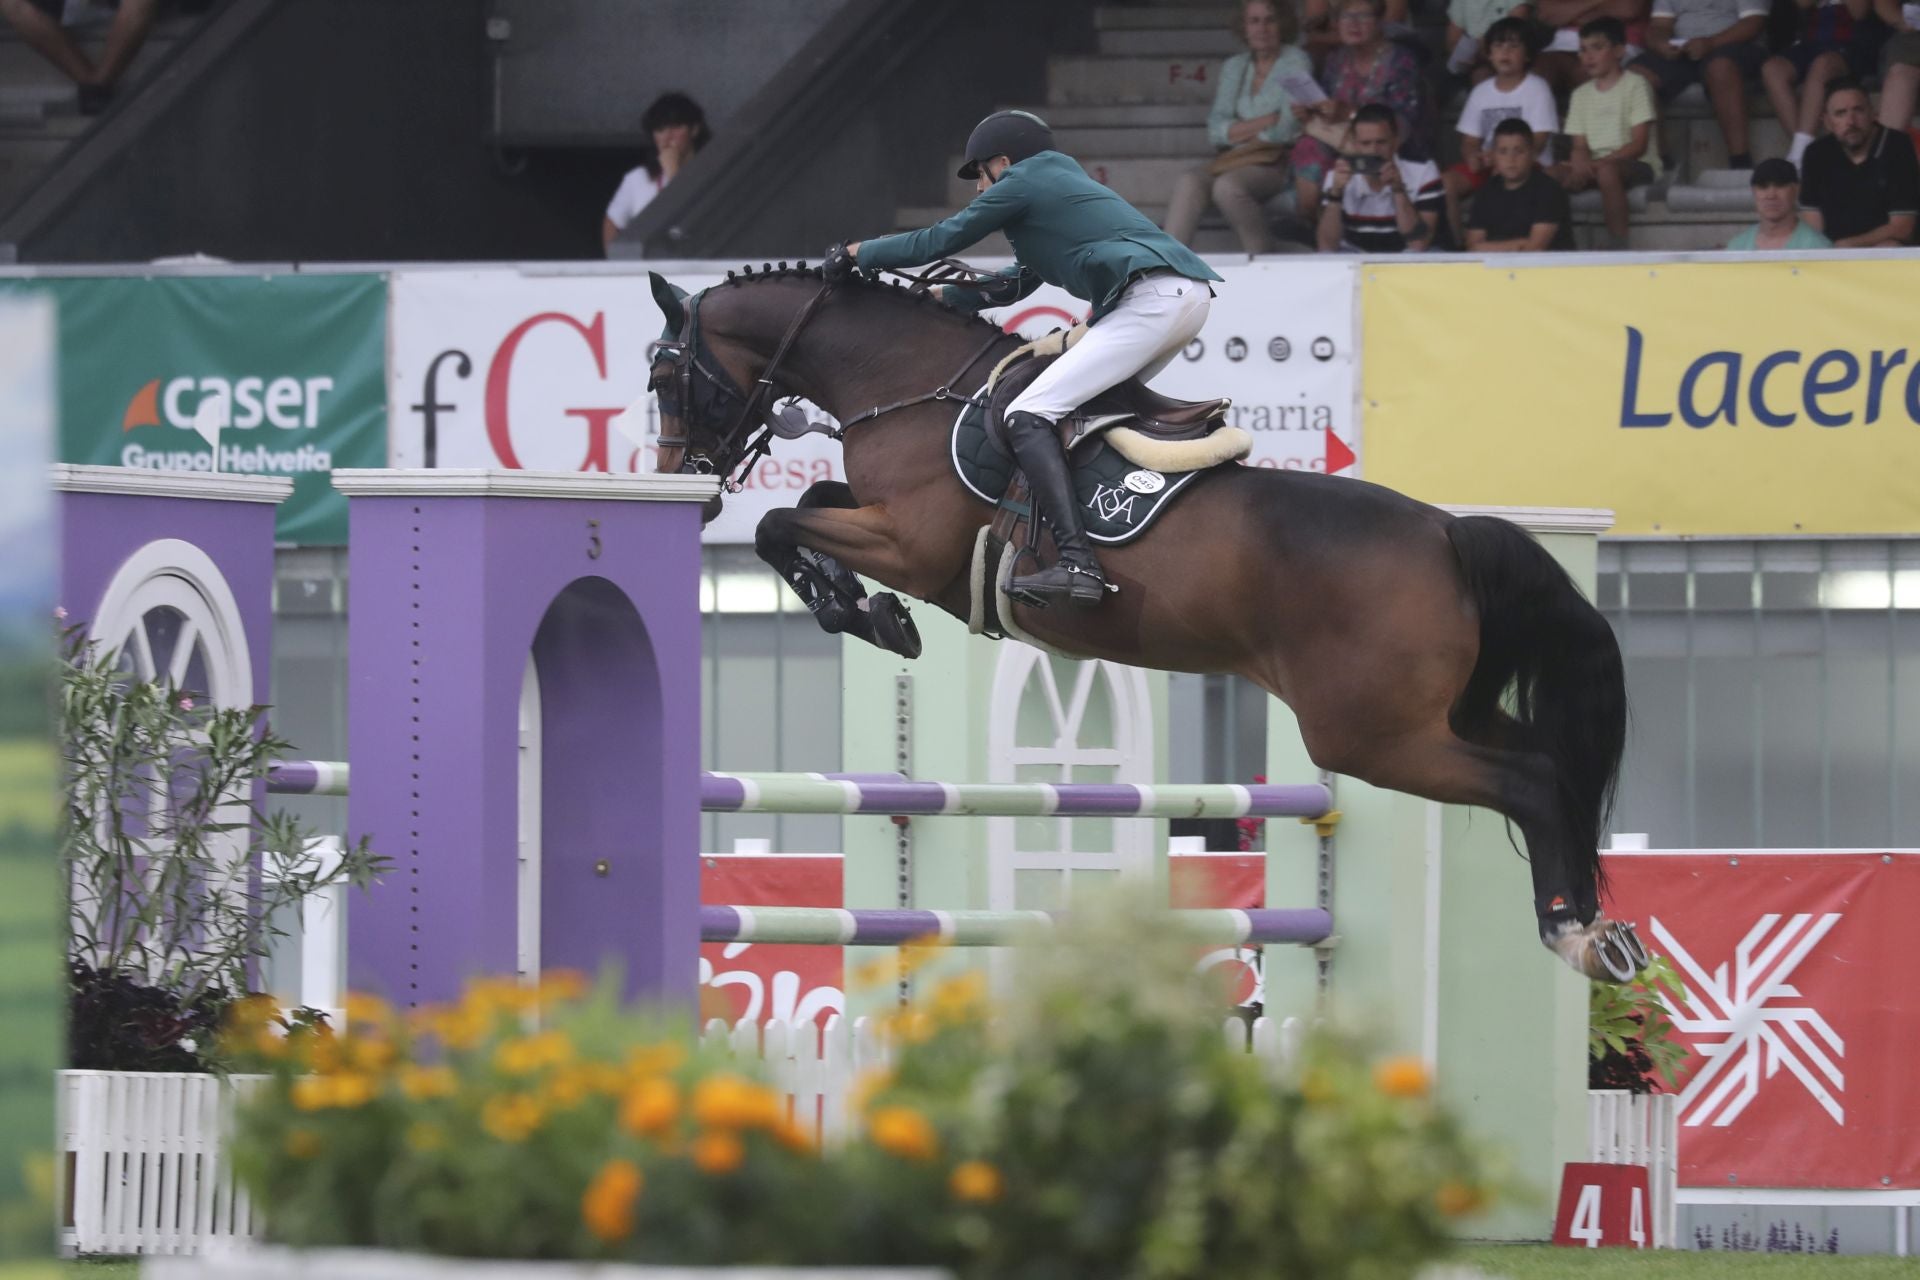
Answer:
[{"left": 857, "top": 151, "right": 1222, "bottom": 321}]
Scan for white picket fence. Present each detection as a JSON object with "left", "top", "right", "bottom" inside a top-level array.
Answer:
[
  {"left": 1587, "top": 1089, "right": 1680, "bottom": 1248},
  {"left": 58, "top": 1021, "right": 1672, "bottom": 1258}
]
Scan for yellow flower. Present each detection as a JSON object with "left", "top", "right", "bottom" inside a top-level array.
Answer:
[
  {"left": 398, "top": 1064, "right": 459, "bottom": 1101},
  {"left": 329, "top": 1072, "right": 379, "bottom": 1108},
  {"left": 1436, "top": 1180, "right": 1486, "bottom": 1217},
  {"left": 949, "top": 1160, "right": 1003, "bottom": 1203},
  {"left": 227, "top": 993, "right": 282, "bottom": 1032},
  {"left": 582, "top": 1061, "right": 627, "bottom": 1096},
  {"left": 251, "top": 1028, "right": 289, "bottom": 1060},
  {"left": 868, "top": 1106, "right": 939, "bottom": 1162},
  {"left": 538, "top": 969, "right": 589, "bottom": 1004},
  {"left": 481, "top": 1092, "right": 546, "bottom": 1143},
  {"left": 624, "top": 1042, "right": 687, "bottom": 1077},
  {"left": 347, "top": 1036, "right": 397, "bottom": 1073},
  {"left": 897, "top": 937, "right": 948, "bottom": 975},
  {"left": 690, "top": 1130, "right": 746, "bottom": 1175},
  {"left": 929, "top": 971, "right": 988, "bottom": 1022},
  {"left": 290, "top": 1077, "right": 331, "bottom": 1112},
  {"left": 464, "top": 976, "right": 538, "bottom": 1018},
  {"left": 581, "top": 1158, "right": 643, "bottom": 1242},
  {"left": 1373, "top": 1055, "right": 1430, "bottom": 1099},
  {"left": 302, "top": 1026, "right": 343, "bottom": 1073},
  {"left": 886, "top": 1009, "right": 936, "bottom": 1045},
  {"left": 691, "top": 1075, "right": 783, "bottom": 1130},
  {"left": 772, "top": 1115, "right": 817, "bottom": 1155},
  {"left": 343, "top": 992, "right": 393, "bottom": 1028},
  {"left": 545, "top": 1066, "right": 592, "bottom": 1109},
  {"left": 284, "top": 1128, "right": 321, "bottom": 1159},
  {"left": 405, "top": 1122, "right": 445, "bottom": 1153},
  {"left": 619, "top": 1077, "right": 680, "bottom": 1137},
  {"left": 848, "top": 955, "right": 898, "bottom": 992}
]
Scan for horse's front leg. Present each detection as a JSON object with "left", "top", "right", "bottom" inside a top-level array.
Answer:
[{"left": 755, "top": 490, "right": 923, "bottom": 659}]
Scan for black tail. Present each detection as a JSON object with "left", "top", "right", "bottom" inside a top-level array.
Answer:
[{"left": 1445, "top": 515, "right": 1626, "bottom": 914}]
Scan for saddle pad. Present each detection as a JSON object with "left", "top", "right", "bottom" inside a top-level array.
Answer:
[{"left": 949, "top": 399, "right": 1206, "bottom": 546}]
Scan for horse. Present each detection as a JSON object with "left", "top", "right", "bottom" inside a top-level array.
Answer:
[{"left": 644, "top": 264, "right": 1647, "bottom": 983}]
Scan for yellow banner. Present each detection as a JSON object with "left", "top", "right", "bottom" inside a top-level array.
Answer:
[{"left": 1360, "top": 259, "right": 1920, "bottom": 534}]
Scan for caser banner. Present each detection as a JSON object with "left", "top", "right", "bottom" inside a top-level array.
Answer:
[
  {"left": 387, "top": 259, "right": 1359, "bottom": 544},
  {"left": 0, "top": 275, "right": 388, "bottom": 545}
]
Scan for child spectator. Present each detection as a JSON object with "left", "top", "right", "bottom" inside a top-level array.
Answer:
[
  {"left": 1799, "top": 79, "right": 1920, "bottom": 244},
  {"left": 1762, "top": 0, "right": 1883, "bottom": 169},
  {"left": 603, "top": 92, "right": 712, "bottom": 255},
  {"left": 1316, "top": 103, "right": 1444, "bottom": 250},
  {"left": 1632, "top": 0, "right": 1769, "bottom": 167},
  {"left": 1289, "top": 0, "right": 1430, "bottom": 223},
  {"left": 1725, "top": 157, "right": 1835, "bottom": 246},
  {"left": 1556, "top": 18, "right": 1661, "bottom": 248},
  {"left": 1444, "top": 19, "right": 1559, "bottom": 243},
  {"left": 1466, "top": 118, "right": 1578, "bottom": 248}
]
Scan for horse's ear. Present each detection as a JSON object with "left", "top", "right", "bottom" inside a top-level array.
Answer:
[{"left": 648, "top": 271, "right": 688, "bottom": 333}]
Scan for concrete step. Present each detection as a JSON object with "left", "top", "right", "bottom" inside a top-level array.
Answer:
[
  {"left": 946, "top": 154, "right": 1194, "bottom": 206},
  {"left": 1046, "top": 55, "right": 1220, "bottom": 105},
  {"left": 1095, "top": 6, "right": 1242, "bottom": 28},
  {"left": 0, "top": 135, "right": 70, "bottom": 214},
  {"left": 1013, "top": 102, "right": 1208, "bottom": 128},
  {"left": 1097, "top": 27, "right": 1242, "bottom": 56},
  {"left": 0, "top": 83, "right": 74, "bottom": 122},
  {"left": 0, "top": 33, "right": 175, "bottom": 90},
  {"left": 1052, "top": 123, "right": 1212, "bottom": 156}
]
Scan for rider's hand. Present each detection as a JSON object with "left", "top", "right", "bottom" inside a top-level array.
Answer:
[{"left": 822, "top": 242, "right": 859, "bottom": 284}]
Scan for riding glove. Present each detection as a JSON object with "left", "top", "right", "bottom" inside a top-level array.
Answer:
[{"left": 821, "top": 242, "right": 858, "bottom": 284}]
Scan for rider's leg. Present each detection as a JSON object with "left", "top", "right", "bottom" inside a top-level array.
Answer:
[{"left": 1002, "top": 274, "right": 1211, "bottom": 606}]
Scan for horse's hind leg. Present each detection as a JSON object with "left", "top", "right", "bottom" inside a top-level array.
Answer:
[{"left": 755, "top": 491, "right": 923, "bottom": 659}]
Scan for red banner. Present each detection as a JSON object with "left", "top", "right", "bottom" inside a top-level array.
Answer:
[
  {"left": 1600, "top": 851, "right": 1920, "bottom": 1189},
  {"left": 699, "top": 855, "right": 844, "bottom": 1028}
]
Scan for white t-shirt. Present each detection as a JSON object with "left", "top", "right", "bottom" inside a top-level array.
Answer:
[
  {"left": 1456, "top": 74, "right": 1559, "bottom": 158},
  {"left": 1324, "top": 154, "right": 1444, "bottom": 252},
  {"left": 605, "top": 166, "right": 663, "bottom": 230}
]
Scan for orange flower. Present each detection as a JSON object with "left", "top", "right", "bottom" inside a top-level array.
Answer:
[
  {"left": 495, "top": 1029, "right": 574, "bottom": 1077},
  {"left": 283, "top": 1128, "right": 320, "bottom": 1159},
  {"left": 398, "top": 1064, "right": 459, "bottom": 1101},
  {"left": 288, "top": 1073, "right": 374, "bottom": 1111},
  {"left": 581, "top": 1158, "right": 643, "bottom": 1242},
  {"left": 691, "top": 1075, "right": 782, "bottom": 1130},
  {"left": 620, "top": 1077, "right": 680, "bottom": 1137},
  {"left": 347, "top": 1036, "right": 397, "bottom": 1073},
  {"left": 1435, "top": 1180, "right": 1486, "bottom": 1217},
  {"left": 1373, "top": 1055, "right": 1430, "bottom": 1099},
  {"left": 625, "top": 1042, "right": 687, "bottom": 1077},
  {"left": 290, "top": 1076, "right": 331, "bottom": 1112},
  {"left": 481, "top": 1092, "right": 546, "bottom": 1143},
  {"left": 538, "top": 969, "right": 589, "bottom": 1005},
  {"left": 343, "top": 992, "right": 393, "bottom": 1028},
  {"left": 227, "top": 993, "right": 282, "bottom": 1032},
  {"left": 772, "top": 1115, "right": 817, "bottom": 1155},
  {"left": 929, "top": 971, "right": 988, "bottom": 1022},
  {"left": 949, "top": 1159, "right": 1003, "bottom": 1203},
  {"left": 690, "top": 1130, "right": 746, "bottom": 1175},
  {"left": 329, "top": 1071, "right": 379, "bottom": 1108},
  {"left": 868, "top": 1106, "right": 939, "bottom": 1162}
]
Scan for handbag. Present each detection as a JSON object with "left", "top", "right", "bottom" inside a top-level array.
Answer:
[{"left": 1208, "top": 140, "right": 1290, "bottom": 176}]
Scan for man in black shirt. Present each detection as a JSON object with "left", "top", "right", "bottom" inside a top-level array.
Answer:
[
  {"left": 1799, "top": 79, "right": 1920, "bottom": 247},
  {"left": 1464, "top": 118, "right": 1576, "bottom": 251}
]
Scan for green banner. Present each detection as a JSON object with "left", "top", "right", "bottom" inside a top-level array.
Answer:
[
  {"left": 0, "top": 275, "right": 387, "bottom": 545},
  {"left": 0, "top": 296, "right": 59, "bottom": 1260}
]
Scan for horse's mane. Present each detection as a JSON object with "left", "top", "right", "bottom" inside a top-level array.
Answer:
[{"left": 716, "top": 261, "right": 1017, "bottom": 345}]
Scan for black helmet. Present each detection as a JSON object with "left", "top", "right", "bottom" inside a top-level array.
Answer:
[{"left": 956, "top": 110, "right": 1055, "bottom": 179}]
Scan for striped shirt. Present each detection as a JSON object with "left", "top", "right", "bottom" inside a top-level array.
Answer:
[{"left": 1324, "top": 155, "right": 1444, "bottom": 252}]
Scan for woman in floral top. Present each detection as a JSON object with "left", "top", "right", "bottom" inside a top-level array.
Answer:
[{"left": 1288, "top": 0, "right": 1430, "bottom": 223}]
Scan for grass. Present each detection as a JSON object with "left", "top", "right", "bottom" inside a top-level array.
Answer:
[{"left": 1458, "top": 1244, "right": 1920, "bottom": 1277}]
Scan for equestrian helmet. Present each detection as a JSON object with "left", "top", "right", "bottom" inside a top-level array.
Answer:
[{"left": 956, "top": 110, "right": 1055, "bottom": 179}]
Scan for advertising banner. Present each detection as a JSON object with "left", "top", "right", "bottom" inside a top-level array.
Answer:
[
  {"left": 1361, "top": 259, "right": 1920, "bottom": 535},
  {"left": 0, "top": 275, "right": 388, "bottom": 545},
  {"left": 1600, "top": 850, "right": 1920, "bottom": 1189},
  {"left": 700, "top": 853, "right": 844, "bottom": 1028},
  {"left": 388, "top": 260, "right": 1359, "bottom": 544}
]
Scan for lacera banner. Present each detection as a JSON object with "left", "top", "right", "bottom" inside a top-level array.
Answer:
[
  {"left": 388, "top": 260, "right": 1360, "bottom": 544},
  {"left": 0, "top": 275, "right": 387, "bottom": 545},
  {"left": 1600, "top": 850, "right": 1920, "bottom": 1189},
  {"left": 1361, "top": 259, "right": 1920, "bottom": 535}
]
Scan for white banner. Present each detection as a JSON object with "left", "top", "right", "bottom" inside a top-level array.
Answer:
[{"left": 387, "top": 260, "right": 1358, "bottom": 544}]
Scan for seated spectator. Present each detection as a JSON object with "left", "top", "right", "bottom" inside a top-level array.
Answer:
[
  {"left": 1165, "top": 0, "right": 1315, "bottom": 254},
  {"left": 1316, "top": 103, "right": 1443, "bottom": 250},
  {"left": 1444, "top": 19, "right": 1559, "bottom": 242},
  {"left": 1763, "top": 0, "right": 1883, "bottom": 169},
  {"left": 1631, "top": 0, "right": 1768, "bottom": 167},
  {"left": 1799, "top": 79, "right": 1920, "bottom": 244},
  {"left": 1289, "top": 0, "right": 1430, "bottom": 223},
  {"left": 0, "top": 0, "right": 163, "bottom": 113},
  {"left": 1466, "top": 118, "right": 1578, "bottom": 248},
  {"left": 1872, "top": 0, "right": 1920, "bottom": 133},
  {"left": 603, "top": 92, "right": 712, "bottom": 255},
  {"left": 1555, "top": 18, "right": 1661, "bottom": 248},
  {"left": 1304, "top": 0, "right": 1413, "bottom": 63},
  {"left": 1444, "top": 0, "right": 1535, "bottom": 76},
  {"left": 1532, "top": 0, "right": 1651, "bottom": 94},
  {"left": 1725, "top": 156, "right": 1835, "bottom": 245}
]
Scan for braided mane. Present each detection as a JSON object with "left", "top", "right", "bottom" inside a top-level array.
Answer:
[{"left": 718, "top": 260, "right": 1014, "bottom": 342}]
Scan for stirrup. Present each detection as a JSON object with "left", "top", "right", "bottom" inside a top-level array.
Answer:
[{"left": 1009, "top": 561, "right": 1115, "bottom": 609}]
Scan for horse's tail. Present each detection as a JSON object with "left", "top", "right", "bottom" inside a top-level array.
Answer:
[{"left": 1445, "top": 514, "right": 1626, "bottom": 911}]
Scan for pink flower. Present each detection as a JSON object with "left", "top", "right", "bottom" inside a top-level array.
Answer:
[
  {"left": 179, "top": 697, "right": 195, "bottom": 711},
  {"left": 53, "top": 606, "right": 67, "bottom": 620}
]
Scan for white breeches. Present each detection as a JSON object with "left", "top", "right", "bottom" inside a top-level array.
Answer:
[{"left": 1005, "top": 272, "right": 1211, "bottom": 422}]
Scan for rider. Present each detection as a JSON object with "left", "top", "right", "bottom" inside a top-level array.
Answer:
[{"left": 823, "top": 110, "right": 1222, "bottom": 607}]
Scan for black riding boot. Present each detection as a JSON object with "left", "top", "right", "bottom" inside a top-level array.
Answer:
[{"left": 1005, "top": 411, "right": 1111, "bottom": 607}]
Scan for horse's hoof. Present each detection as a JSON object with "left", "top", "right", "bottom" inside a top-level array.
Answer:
[
  {"left": 1545, "top": 916, "right": 1650, "bottom": 982},
  {"left": 869, "top": 593, "right": 922, "bottom": 660}
]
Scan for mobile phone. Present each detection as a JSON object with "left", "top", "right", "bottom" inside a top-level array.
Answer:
[{"left": 1350, "top": 155, "right": 1385, "bottom": 175}]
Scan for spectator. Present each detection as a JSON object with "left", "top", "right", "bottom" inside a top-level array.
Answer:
[
  {"left": 1871, "top": 0, "right": 1920, "bottom": 133},
  {"left": 1762, "top": 0, "right": 1882, "bottom": 169},
  {"left": 1316, "top": 102, "right": 1443, "bottom": 250},
  {"left": 1165, "top": 0, "right": 1315, "bottom": 253},
  {"left": 1725, "top": 156, "right": 1835, "bottom": 245},
  {"left": 1532, "top": 0, "right": 1651, "bottom": 94},
  {"left": 1290, "top": 0, "right": 1430, "bottom": 223},
  {"left": 1799, "top": 79, "right": 1920, "bottom": 245},
  {"left": 1444, "top": 19, "right": 1559, "bottom": 242},
  {"left": 1444, "top": 0, "right": 1534, "bottom": 75},
  {"left": 1466, "top": 117, "right": 1578, "bottom": 248},
  {"left": 1304, "top": 0, "right": 1413, "bottom": 63},
  {"left": 0, "top": 0, "right": 163, "bottom": 113},
  {"left": 1631, "top": 0, "right": 1768, "bottom": 167},
  {"left": 1556, "top": 18, "right": 1661, "bottom": 248},
  {"left": 603, "top": 92, "right": 712, "bottom": 254}
]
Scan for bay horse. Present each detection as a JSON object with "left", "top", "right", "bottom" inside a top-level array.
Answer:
[{"left": 645, "top": 265, "right": 1647, "bottom": 982}]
